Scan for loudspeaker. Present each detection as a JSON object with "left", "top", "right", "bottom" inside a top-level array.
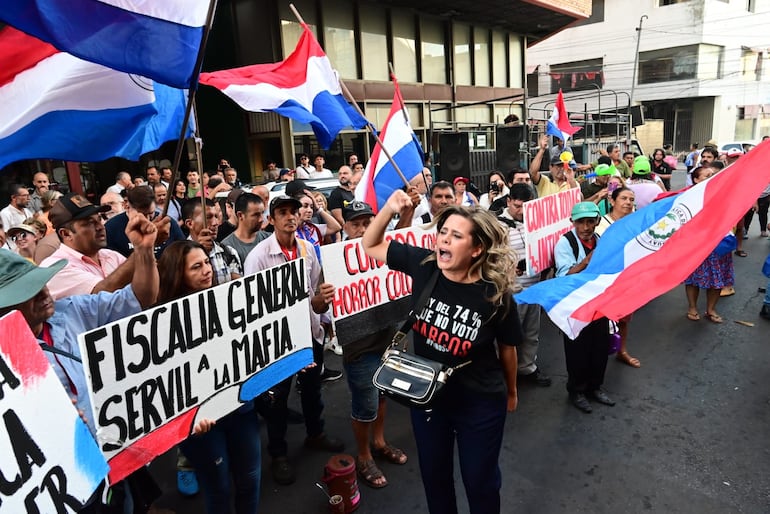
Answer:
[
  {"left": 437, "top": 132, "right": 470, "bottom": 182},
  {"left": 629, "top": 105, "right": 644, "bottom": 127},
  {"left": 496, "top": 126, "right": 524, "bottom": 173}
]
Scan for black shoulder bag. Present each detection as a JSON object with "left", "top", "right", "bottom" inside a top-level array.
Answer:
[{"left": 372, "top": 269, "right": 471, "bottom": 410}]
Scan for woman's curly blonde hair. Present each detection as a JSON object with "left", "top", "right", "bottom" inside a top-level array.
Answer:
[{"left": 422, "top": 205, "right": 517, "bottom": 311}]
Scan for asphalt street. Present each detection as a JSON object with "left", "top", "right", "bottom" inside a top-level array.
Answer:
[{"left": 150, "top": 170, "right": 770, "bottom": 513}]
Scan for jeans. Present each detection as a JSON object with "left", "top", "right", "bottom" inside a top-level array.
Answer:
[
  {"left": 410, "top": 385, "right": 507, "bottom": 514},
  {"left": 180, "top": 404, "right": 261, "bottom": 514},
  {"left": 343, "top": 352, "right": 382, "bottom": 422},
  {"left": 765, "top": 275, "right": 770, "bottom": 305},
  {"left": 261, "top": 341, "right": 325, "bottom": 458},
  {"left": 563, "top": 317, "right": 610, "bottom": 394}
]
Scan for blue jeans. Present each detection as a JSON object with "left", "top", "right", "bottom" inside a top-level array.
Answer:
[
  {"left": 410, "top": 385, "right": 507, "bottom": 514},
  {"left": 765, "top": 275, "right": 770, "bottom": 305},
  {"left": 343, "top": 352, "right": 382, "bottom": 422},
  {"left": 180, "top": 404, "right": 261, "bottom": 514}
]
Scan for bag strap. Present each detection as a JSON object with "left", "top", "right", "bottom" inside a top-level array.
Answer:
[{"left": 391, "top": 269, "right": 440, "bottom": 350}]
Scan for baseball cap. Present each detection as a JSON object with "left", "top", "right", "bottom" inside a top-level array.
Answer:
[
  {"left": 279, "top": 168, "right": 293, "bottom": 177},
  {"left": 342, "top": 201, "right": 374, "bottom": 222},
  {"left": 571, "top": 202, "right": 600, "bottom": 221},
  {"left": 7, "top": 224, "right": 37, "bottom": 239},
  {"left": 226, "top": 188, "right": 244, "bottom": 204},
  {"left": 594, "top": 164, "right": 616, "bottom": 177},
  {"left": 0, "top": 249, "right": 66, "bottom": 309},
  {"left": 726, "top": 149, "right": 743, "bottom": 157},
  {"left": 453, "top": 176, "right": 470, "bottom": 185},
  {"left": 49, "top": 193, "right": 111, "bottom": 229},
  {"left": 269, "top": 195, "right": 301, "bottom": 216},
  {"left": 285, "top": 180, "right": 316, "bottom": 197},
  {"left": 550, "top": 156, "right": 565, "bottom": 166},
  {"left": 633, "top": 156, "right": 652, "bottom": 175}
]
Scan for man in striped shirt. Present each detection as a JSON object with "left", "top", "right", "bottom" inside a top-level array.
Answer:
[{"left": 498, "top": 183, "right": 551, "bottom": 387}]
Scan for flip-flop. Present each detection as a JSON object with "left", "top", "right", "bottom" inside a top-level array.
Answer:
[
  {"left": 735, "top": 250, "right": 748, "bottom": 257},
  {"left": 687, "top": 312, "right": 700, "bottom": 321},
  {"left": 704, "top": 312, "right": 723, "bottom": 323}
]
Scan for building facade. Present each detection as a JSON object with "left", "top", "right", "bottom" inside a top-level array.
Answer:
[
  {"left": 197, "top": 0, "right": 591, "bottom": 182},
  {"left": 526, "top": 0, "right": 770, "bottom": 152}
]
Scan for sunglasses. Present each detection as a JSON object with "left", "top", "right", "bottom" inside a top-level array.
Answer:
[{"left": 11, "top": 232, "right": 30, "bottom": 241}]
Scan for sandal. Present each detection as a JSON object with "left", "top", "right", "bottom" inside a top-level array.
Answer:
[
  {"left": 704, "top": 312, "right": 723, "bottom": 323},
  {"left": 616, "top": 351, "right": 641, "bottom": 368},
  {"left": 735, "top": 250, "right": 747, "bottom": 257},
  {"left": 357, "top": 458, "right": 387, "bottom": 488},
  {"left": 371, "top": 444, "right": 408, "bottom": 465},
  {"left": 686, "top": 311, "right": 700, "bottom": 321}
]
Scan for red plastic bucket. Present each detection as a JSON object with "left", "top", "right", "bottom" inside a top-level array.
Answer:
[{"left": 322, "top": 454, "right": 360, "bottom": 513}]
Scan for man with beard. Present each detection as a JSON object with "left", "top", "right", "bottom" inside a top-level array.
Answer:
[{"left": 327, "top": 165, "right": 355, "bottom": 226}]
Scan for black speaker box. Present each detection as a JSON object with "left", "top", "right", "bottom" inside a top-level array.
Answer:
[
  {"left": 496, "top": 126, "right": 524, "bottom": 173},
  {"left": 437, "top": 132, "right": 470, "bottom": 182}
]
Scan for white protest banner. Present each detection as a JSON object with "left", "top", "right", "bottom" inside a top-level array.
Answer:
[
  {"left": 522, "top": 188, "right": 582, "bottom": 274},
  {"left": 0, "top": 311, "right": 109, "bottom": 512},
  {"left": 320, "top": 226, "right": 435, "bottom": 344},
  {"left": 78, "top": 259, "right": 312, "bottom": 483}
]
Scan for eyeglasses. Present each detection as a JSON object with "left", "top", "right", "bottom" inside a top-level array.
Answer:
[{"left": 11, "top": 232, "right": 29, "bottom": 241}]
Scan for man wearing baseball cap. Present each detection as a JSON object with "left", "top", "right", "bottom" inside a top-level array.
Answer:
[
  {"left": 243, "top": 195, "right": 344, "bottom": 485},
  {"left": 529, "top": 135, "right": 579, "bottom": 197},
  {"left": 627, "top": 156, "right": 665, "bottom": 209},
  {"left": 0, "top": 212, "right": 159, "bottom": 510},
  {"left": 554, "top": 202, "right": 615, "bottom": 413},
  {"left": 39, "top": 193, "right": 134, "bottom": 300},
  {"left": 580, "top": 163, "right": 615, "bottom": 204}
]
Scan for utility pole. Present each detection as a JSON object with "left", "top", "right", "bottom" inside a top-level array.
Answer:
[{"left": 629, "top": 14, "right": 648, "bottom": 108}]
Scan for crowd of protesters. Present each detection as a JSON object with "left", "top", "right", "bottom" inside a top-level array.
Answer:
[{"left": 1, "top": 137, "right": 769, "bottom": 514}]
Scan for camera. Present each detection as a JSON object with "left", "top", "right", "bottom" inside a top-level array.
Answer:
[{"left": 490, "top": 183, "right": 500, "bottom": 193}]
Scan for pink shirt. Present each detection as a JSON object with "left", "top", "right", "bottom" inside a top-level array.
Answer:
[{"left": 40, "top": 244, "right": 126, "bottom": 300}]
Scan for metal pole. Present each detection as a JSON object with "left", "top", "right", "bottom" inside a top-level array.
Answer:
[
  {"left": 165, "top": 0, "right": 219, "bottom": 217},
  {"left": 629, "top": 14, "right": 648, "bottom": 108}
]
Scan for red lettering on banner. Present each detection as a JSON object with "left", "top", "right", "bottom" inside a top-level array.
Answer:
[
  {"left": 421, "top": 233, "right": 436, "bottom": 249},
  {"left": 331, "top": 277, "right": 382, "bottom": 317},
  {"left": 343, "top": 243, "right": 357, "bottom": 275},
  {"left": 385, "top": 270, "right": 412, "bottom": 300},
  {"left": 343, "top": 242, "right": 384, "bottom": 276}
]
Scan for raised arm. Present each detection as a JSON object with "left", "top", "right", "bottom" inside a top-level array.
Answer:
[
  {"left": 362, "top": 190, "right": 413, "bottom": 262},
  {"left": 125, "top": 211, "right": 159, "bottom": 307},
  {"left": 529, "top": 135, "right": 548, "bottom": 184}
]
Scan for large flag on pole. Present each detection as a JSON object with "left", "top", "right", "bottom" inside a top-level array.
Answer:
[
  {"left": 545, "top": 89, "right": 581, "bottom": 142},
  {"left": 199, "top": 24, "right": 369, "bottom": 149},
  {"left": 0, "top": 0, "right": 209, "bottom": 89},
  {"left": 355, "top": 77, "right": 424, "bottom": 211},
  {"left": 516, "top": 141, "right": 770, "bottom": 339},
  {"left": 0, "top": 26, "right": 193, "bottom": 170}
]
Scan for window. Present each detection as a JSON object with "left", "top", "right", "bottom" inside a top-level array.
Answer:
[
  {"left": 421, "top": 18, "right": 446, "bottom": 84},
  {"left": 638, "top": 45, "right": 722, "bottom": 84},
  {"left": 359, "top": 5, "right": 388, "bottom": 81},
  {"left": 657, "top": 0, "right": 689, "bottom": 5},
  {"left": 474, "top": 28, "right": 490, "bottom": 87},
  {"left": 322, "top": 0, "right": 357, "bottom": 79},
  {"left": 279, "top": 1, "right": 317, "bottom": 59},
  {"left": 392, "top": 11, "right": 417, "bottom": 83},
  {"left": 491, "top": 31, "right": 507, "bottom": 87},
  {"left": 453, "top": 23, "right": 471, "bottom": 86},
  {"left": 549, "top": 58, "right": 603, "bottom": 93},
  {"left": 508, "top": 36, "right": 523, "bottom": 89}
]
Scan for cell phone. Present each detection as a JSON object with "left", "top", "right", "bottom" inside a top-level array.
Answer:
[
  {"left": 607, "top": 182, "right": 618, "bottom": 193},
  {"left": 517, "top": 259, "right": 527, "bottom": 272}
]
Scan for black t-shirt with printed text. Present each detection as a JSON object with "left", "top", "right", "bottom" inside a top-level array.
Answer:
[
  {"left": 327, "top": 187, "right": 354, "bottom": 211},
  {"left": 387, "top": 242, "right": 522, "bottom": 394}
]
